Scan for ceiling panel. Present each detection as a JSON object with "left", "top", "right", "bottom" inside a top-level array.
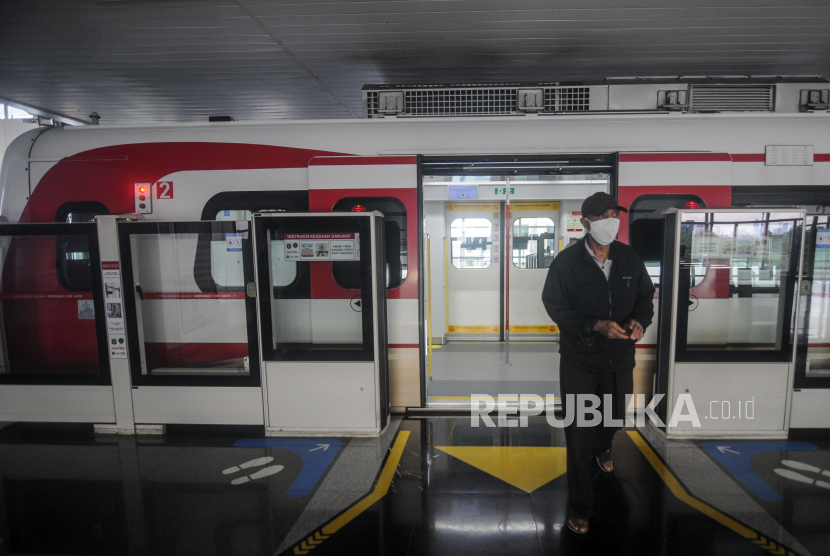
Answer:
[{"left": 0, "top": 0, "right": 827, "bottom": 123}]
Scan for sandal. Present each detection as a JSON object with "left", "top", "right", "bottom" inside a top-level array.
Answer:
[
  {"left": 567, "top": 517, "right": 589, "bottom": 535},
  {"left": 596, "top": 448, "right": 614, "bottom": 473}
]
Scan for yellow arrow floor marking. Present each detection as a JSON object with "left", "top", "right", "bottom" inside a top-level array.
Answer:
[
  {"left": 321, "top": 431, "right": 410, "bottom": 536},
  {"left": 436, "top": 446, "right": 567, "bottom": 493},
  {"left": 627, "top": 431, "right": 799, "bottom": 556}
]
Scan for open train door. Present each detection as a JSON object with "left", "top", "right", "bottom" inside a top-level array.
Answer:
[{"left": 307, "top": 156, "right": 421, "bottom": 412}]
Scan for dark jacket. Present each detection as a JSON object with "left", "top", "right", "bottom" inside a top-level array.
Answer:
[{"left": 542, "top": 236, "right": 655, "bottom": 371}]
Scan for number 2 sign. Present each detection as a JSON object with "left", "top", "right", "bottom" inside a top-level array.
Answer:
[{"left": 156, "top": 181, "right": 173, "bottom": 199}]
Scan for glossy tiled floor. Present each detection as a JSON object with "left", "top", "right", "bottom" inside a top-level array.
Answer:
[{"left": 0, "top": 419, "right": 827, "bottom": 556}]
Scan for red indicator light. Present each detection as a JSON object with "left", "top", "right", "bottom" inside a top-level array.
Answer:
[
  {"left": 352, "top": 204, "right": 367, "bottom": 212},
  {"left": 139, "top": 187, "right": 146, "bottom": 193},
  {"left": 684, "top": 201, "right": 700, "bottom": 209}
]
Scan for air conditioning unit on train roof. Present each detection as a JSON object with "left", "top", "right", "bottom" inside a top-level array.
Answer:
[{"left": 361, "top": 76, "right": 829, "bottom": 118}]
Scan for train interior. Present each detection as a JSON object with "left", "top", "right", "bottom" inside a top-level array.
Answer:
[{"left": 420, "top": 155, "right": 615, "bottom": 407}]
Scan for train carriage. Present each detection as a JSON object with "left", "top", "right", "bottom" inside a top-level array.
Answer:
[{"left": 1, "top": 78, "right": 829, "bottom": 434}]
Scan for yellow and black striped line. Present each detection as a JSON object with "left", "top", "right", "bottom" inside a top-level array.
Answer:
[
  {"left": 292, "top": 430, "right": 411, "bottom": 555},
  {"left": 627, "top": 430, "right": 800, "bottom": 556}
]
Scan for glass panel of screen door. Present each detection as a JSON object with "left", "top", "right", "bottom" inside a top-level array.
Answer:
[
  {"left": 128, "top": 223, "right": 251, "bottom": 376},
  {"left": 806, "top": 215, "right": 830, "bottom": 376},
  {"left": 679, "top": 211, "right": 800, "bottom": 354},
  {"left": 267, "top": 227, "right": 363, "bottom": 351}
]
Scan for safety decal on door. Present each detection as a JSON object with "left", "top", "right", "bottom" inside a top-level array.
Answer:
[
  {"left": 447, "top": 325, "right": 500, "bottom": 333},
  {"left": 509, "top": 325, "right": 559, "bottom": 333},
  {"left": 284, "top": 233, "right": 360, "bottom": 261},
  {"left": 446, "top": 202, "right": 500, "bottom": 211},
  {"left": 101, "top": 261, "right": 127, "bottom": 358},
  {"left": 511, "top": 202, "right": 560, "bottom": 211},
  {"left": 566, "top": 212, "right": 584, "bottom": 232}
]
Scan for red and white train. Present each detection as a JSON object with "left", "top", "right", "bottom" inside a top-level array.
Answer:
[{"left": 1, "top": 78, "right": 829, "bottom": 433}]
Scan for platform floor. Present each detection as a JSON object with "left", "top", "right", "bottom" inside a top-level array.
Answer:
[
  {"left": 0, "top": 418, "right": 827, "bottom": 556},
  {"left": 427, "top": 341, "right": 560, "bottom": 405}
]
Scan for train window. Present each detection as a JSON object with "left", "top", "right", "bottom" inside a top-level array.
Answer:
[
  {"left": 54, "top": 202, "right": 109, "bottom": 292},
  {"left": 331, "top": 197, "right": 407, "bottom": 289},
  {"left": 451, "top": 217, "right": 492, "bottom": 269},
  {"left": 512, "top": 217, "right": 555, "bottom": 269},
  {"left": 629, "top": 194, "right": 706, "bottom": 287},
  {"left": 195, "top": 192, "right": 305, "bottom": 293}
]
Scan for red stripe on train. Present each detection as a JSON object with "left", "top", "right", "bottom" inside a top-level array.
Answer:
[
  {"left": 731, "top": 154, "right": 766, "bottom": 162},
  {"left": 619, "top": 153, "right": 732, "bottom": 162}
]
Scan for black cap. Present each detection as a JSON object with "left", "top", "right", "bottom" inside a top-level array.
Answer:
[{"left": 581, "top": 192, "right": 627, "bottom": 217}]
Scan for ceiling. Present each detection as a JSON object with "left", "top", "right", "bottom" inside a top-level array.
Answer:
[{"left": 1, "top": 0, "right": 828, "bottom": 124}]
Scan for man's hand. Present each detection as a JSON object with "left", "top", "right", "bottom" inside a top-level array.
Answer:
[
  {"left": 593, "top": 320, "right": 630, "bottom": 339},
  {"left": 593, "top": 319, "right": 644, "bottom": 340},
  {"left": 624, "top": 319, "right": 644, "bottom": 341}
]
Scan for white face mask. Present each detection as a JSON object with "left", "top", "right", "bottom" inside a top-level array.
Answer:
[{"left": 587, "top": 217, "right": 620, "bottom": 245}]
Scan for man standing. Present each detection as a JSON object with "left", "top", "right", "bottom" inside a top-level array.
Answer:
[{"left": 541, "top": 192, "right": 655, "bottom": 535}]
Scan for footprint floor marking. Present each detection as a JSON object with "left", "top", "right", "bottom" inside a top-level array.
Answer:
[
  {"left": 774, "top": 459, "right": 830, "bottom": 489},
  {"left": 223, "top": 456, "right": 284, "bottom": 485}
]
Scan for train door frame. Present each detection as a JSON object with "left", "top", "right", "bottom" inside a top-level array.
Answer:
[
  {"left": 420, "top": 154, "right": 615, "bottom": 406},
  {"left": 656, "top": 207, "right": 807, "bottom": 437},
  {"left": 252, "top": 212, "right": 389, "bottom": 436},
  {"left": 116, "top": 218, "right": 265, "bottom": 427}
]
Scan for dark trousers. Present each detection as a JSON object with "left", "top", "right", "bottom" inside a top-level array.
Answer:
[{"left": 559, "top": 354, "right": 633, "bottom": 518}]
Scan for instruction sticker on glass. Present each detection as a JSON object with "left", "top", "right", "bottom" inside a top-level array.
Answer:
[
  {"left": 284, "top": 233, "right": 360, "bottom": 261},
  {"left": 817, "top": 229, "right": 830, "bottom": 248},
  {"left": 567, "top": 212, "right": 584, "bottom": 232},
  {"left": 691, "top": 234, "right": 720, "bottom": 258},
  {"left": 225, "top": 233, "right": 242, "bottom": 252}
]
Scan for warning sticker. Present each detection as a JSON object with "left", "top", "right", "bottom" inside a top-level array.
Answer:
[
  {"left": 511, "top": 202, "right": 560, "bottom": 211},
  {"left": 567, "top": 212, "right": 584, "bottom": 232},
  {"left": 817, "top": 229, "right": 830, "bottom": 248},
  {"left": 446, "top": 203, "right": 500, "bottom": 212},
  {"left": 78, "top": 300, "right": 95, "bottom": 320},
  {"left": 447, "top": 325, "right": 500, "bottom": 333},
  {"left": 509, "top": 325, "right": 559, "bottom": 333},
  {"left": 101, "top": 261, "right": 126, "bottom": 359},
  {"left": 691, "top": 234, "right": 720, "bottom": 258},
  {"left": 101, "top": 261, "right": 120, "bottom": 280},
  {"left": 226, "top": 233, "right": 242, "bottom": 252},
  {"left": 284, "top": 233, "right": 359, "bottom": 261}
]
